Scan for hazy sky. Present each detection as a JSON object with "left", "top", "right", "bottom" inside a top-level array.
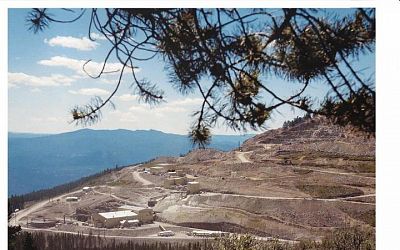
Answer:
[{"left": 8, "top": 8, "right": 375, "bottom": 135}]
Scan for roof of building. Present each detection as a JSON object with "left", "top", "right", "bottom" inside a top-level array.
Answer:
[
  {"left": 118, "top": 205, "right": 150, "bottom": 212},
  {"left": 98, "top": 210, "right": 137, "bottom": 219}
]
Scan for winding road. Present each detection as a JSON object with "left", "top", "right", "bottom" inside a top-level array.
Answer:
[
  {"left": 292, "top": 166, "right": 375, "bottom": 180},
  {"left": 132, "top": 171, "right": 154, "bottom": 186},
  {"left": 236, "top": 148, "right": 375, "bottom": 180},
  {"left": 236, "top": 151, "right": 252, "bottom": 163},
  {"left": 9, "top": 189, "right": 82, "bottom": 227},
  {"left": 199, "top": 192, "right": 375, "bottom": 205}
]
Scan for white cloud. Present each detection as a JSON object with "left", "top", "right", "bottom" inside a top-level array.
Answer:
[
  {"left": 168, "top": 98, "right": 203, "bottom": 107},
  {"left": 90, "top": 32, "right": 107, "bottom": 41},
  {"left": 100, "top": 78, "right": 117, "bottom": 84},
  {"left": 118, "top": 94, "right": 139, "bottom": 102},
  {"left": 127, "top": 98, "right": 202, "bottom": 114},
  {"left": 119, "top": 97, "right": 202, "bottom": 122},
  {"left": 68, "top": 88, "right": 110, "bottom": 96},
  {"left": 30, "top": 88, "right": 42, "bottom": 93},
  {"left": 44, "top": 36, "right": 99, "bottom": 51},
  {"left": 8, "top": 82, "right": 17, "bottom": 88},
  {"left": 38, "top": 56, "right": 138, "bottom": 77},
  {"left": 31, "top": 116, "right": 63, "bottom": 123},
  {"left": 8, "top": 72, "right": 75, "bottom": 87},
  {"left": 103, "top": 98, "right": 203, "bottom": 133}
]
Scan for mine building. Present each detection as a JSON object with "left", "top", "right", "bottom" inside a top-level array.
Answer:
[
  {"left": 167, "top": 171, "right": 177, "bottom": 177},
  {"left": 92, "top": 210, "right": 138, "bottom": 228},
  {"left": 150, "top": 166, "right": 165, "bottom": 175},
  {"left": 176, "top": 169, "right": 185, "bottom": 177},
  {"left": 187, "top": 181, "right": 200, "bottom": 194},
  {"left": 118, "top": 205, "right": 154, "bottom": 224},
  {"left": 186, "top": 175, "right": 198, "bottom": 182},
  {"left": 173, "top": 177, "right": 187, "bottom": 185}
]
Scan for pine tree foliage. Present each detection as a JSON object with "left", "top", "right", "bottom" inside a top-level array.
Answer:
[
  {"left": 11, "top": 227, "right": 374, "bottom": 250},
  {"left": 27, "top": 8, "right": 375, "bottom": 147}
]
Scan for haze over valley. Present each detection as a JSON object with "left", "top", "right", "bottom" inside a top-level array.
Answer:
[{"left": 8, "top": 129, "right": 252, "bottom": 195}]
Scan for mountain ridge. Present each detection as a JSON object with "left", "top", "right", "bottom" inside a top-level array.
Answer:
[{"left": 8, "top": 129, "right": 253, "bottom": 195}]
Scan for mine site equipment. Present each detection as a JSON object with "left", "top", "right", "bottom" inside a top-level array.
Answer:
[
  {"left": 120, "top": 219, "right": 139, "bottom": 228},
  {"left": 231, "top": 171, "right": 238, "bottom": 178},
  {"left": 158, "top": 230, "right": 175, "bottom": 237},
  {"left": 282, "top": 159, "right": 293, "bottom": 165},
  {"left": 29, "top": 219, "right": 57, "bottom": 228},
  {"left": 159, "top": 224, "right": 166, "bottom": 231},
  {"left": 65, "top": 196, "right": 79, "bottom": 202},
  {"left": 192, "top": 230, "right": 229, "bottom": 237},
  {"left": 148, "top": 199, "right": 157, "bottom": 207}
]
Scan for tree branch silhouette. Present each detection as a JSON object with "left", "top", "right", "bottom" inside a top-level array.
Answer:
[{"left": 27, "top": 8, "right": 375, "bottom": 147}]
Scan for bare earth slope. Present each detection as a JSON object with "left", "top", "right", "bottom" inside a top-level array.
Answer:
[
  {"left": 11, "top": 117, "right": 375, "bottom": 242},
  {"left": 154, "top": 117, "right": 375, "bottom": 240}
]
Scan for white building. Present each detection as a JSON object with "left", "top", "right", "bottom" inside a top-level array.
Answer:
[
  {"left": 92, "top": 210, "right": 138, "bottom": 228},
  {"left": 118, "top": 205, "right": 154, "bottom": 224}
]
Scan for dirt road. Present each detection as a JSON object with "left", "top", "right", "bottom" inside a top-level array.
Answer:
[
  {"left": 9, "top": 189, "right": 82, "bottom": 227},
  {"left": 20, "top": 222, "right": 297, "bottom": 244},
  {"left": 293, "top": 166, "right": 375, "bottom": 180},
  {"left": 92, "top": 189, "right": 142, "bottom": 206},
  {"left": 132, "top": 171, "right": 154, "bottom": 186},
  {"left": 200, "top": 192, "right": 375, "bottom": 205},
  {"left": 236, "top": 151, "right": 252, "bottom": 163}
]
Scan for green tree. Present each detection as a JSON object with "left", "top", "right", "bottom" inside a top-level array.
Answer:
[
  {"left": 8, "top": 226, "right": 21, "bottom": 250},
  {"left": 27, "top": 8, "right": 375, "bottom": 147},
  {"left": 212, "top": 234, "right": 262, "bottom": 250},
  {"left": 23, "top": 233, "right": 37, "bottom": 250}
]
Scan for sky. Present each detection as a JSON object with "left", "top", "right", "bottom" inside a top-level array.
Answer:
[{"left": 8, "top": 8, "right": 375, "bottom": 135}]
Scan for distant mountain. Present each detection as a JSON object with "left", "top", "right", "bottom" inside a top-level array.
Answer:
[
  {"left": 8, "top": 132, "right": 51, "bottom": 139},
  {"left": 8, "top": 129, "right": 253, "bottom": 195}
]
